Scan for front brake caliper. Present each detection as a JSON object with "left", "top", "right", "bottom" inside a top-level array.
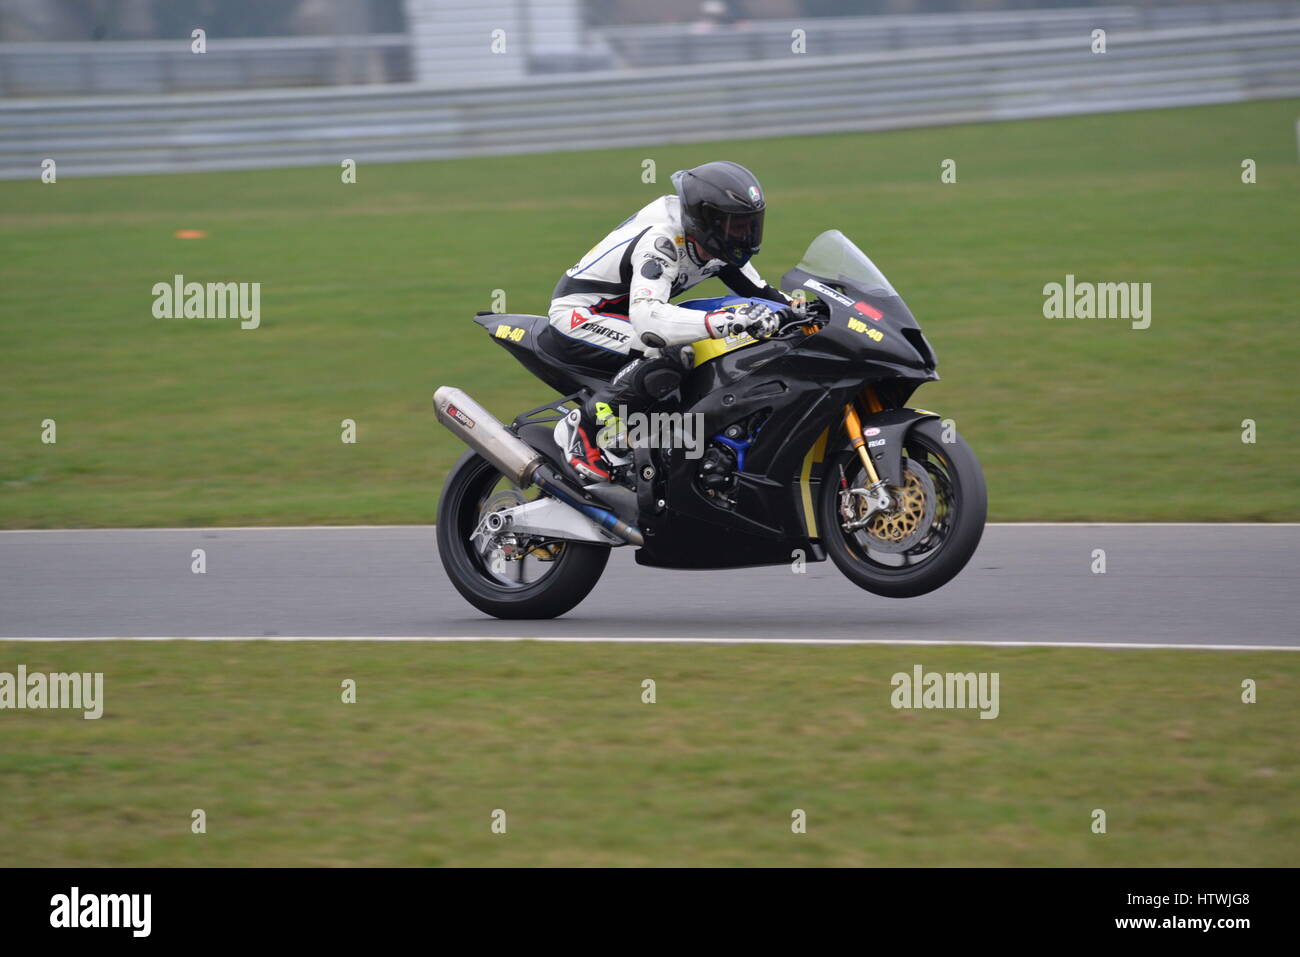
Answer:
[{"left": 841, "top": 481, "right": 895, "bottom": 532}]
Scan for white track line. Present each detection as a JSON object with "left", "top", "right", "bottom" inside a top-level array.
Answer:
[
  {"left": 986, "top": 522, "right": 1300, "bottom": 528},
  {"left": 2, "top": 635, "right": 1296, "bottom": 651},
  {"left": 0, "top": 525, "right": 428, "bottom": 533},
  {"left": 1, "top": 523, "right": 1297, "bottom": 533}
]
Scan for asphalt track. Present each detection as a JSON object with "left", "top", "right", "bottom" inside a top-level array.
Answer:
[{"left": 0, "top": 525, "right": 1296, "bottom": 648}]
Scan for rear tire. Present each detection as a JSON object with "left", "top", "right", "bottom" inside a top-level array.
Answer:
[
  {"left": 437, "top": 450, "right": 610, "bottom": 619},
  {"left": 818, "top": 417, "right": 986, "bottom": 598}
]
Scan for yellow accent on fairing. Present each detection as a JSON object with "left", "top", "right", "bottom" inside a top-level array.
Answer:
[
  {"left": 690, "top": 333, "right": 757, "bottom": 367},
  {"left": 799, "top": 428, "right": 829, "bottom": 538}
]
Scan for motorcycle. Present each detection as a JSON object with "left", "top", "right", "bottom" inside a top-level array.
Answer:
[{"left": 434, "top": 230, "right": 986, "bottom": 619}]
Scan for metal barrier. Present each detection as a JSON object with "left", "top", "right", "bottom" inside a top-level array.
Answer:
[
  {"left": 0, "top": 34, "right": 413, "bottom": 97},
  {"left": 2, "top": 20, "right": 1298, "bottom": 179},
  {"left": 595, "top": 1, "right": 1300, "bottom": 66},
  {"left": 4, "top": 2, "right": 1296, "bottom": 96}
]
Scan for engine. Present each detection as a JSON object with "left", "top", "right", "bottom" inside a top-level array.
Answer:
[{"left": 696, "top": 413, "right": 767, "bottom": 507}]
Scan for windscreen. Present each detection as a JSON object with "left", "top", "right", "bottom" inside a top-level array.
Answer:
[{"left": 793, "top": 229, "right": 897, "bottom": 297}]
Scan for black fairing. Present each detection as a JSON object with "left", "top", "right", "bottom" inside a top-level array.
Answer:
[
  {"left": 470, "top": 250, "right": 944, "bottom": 571},
  {"left": 472, "top": 313, "right": 612, "bottom": 396},
  {"left": 779, "top": 266, "right": 939, "bottom": 378}
]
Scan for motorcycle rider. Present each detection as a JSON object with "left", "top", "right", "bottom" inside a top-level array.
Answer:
[{"left": 549, "top": 160, "right": 792, "bottom": 482}]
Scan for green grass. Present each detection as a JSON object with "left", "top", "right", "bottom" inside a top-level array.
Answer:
[
  {"left": 1, "top": 641, "right": 1294, "bottom": 866},
  {"left": 1, "top": 99, "right": 1297, "bottom": 527}
]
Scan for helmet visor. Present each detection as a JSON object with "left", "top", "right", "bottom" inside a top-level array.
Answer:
[{"left": 697, "top": 203, "right": 764, "bottom": 265}]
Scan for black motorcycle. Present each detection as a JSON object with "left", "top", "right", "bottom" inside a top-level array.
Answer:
[{"left": 434, "top": 230, "right": 986, "bottom": 619}]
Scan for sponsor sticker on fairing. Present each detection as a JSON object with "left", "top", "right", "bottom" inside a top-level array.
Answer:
[
  {"left": 847, "top": 317, "right": 884, "bottom": 341},
  {"left": 802, "top": 278, "right": 855, "bottom": 307}
]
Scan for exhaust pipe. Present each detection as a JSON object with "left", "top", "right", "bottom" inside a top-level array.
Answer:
[
  {"left": 434, "top": 386, "right": 543, "bottom": 487},
  {"left": 433, "top": 386, "right": 644, "bottom": 547}
]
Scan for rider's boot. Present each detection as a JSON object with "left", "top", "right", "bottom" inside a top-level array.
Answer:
[
  {"left": 554, "top": 348, "right": 691, "bottom": 485},
  {"left": 554, "top": 407, "right": 613, "bottom": 483},
  {"left": 592, "top": 400, "right": 632, "bottom": 463}
]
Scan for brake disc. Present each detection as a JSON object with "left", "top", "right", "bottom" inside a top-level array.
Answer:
[
  {"left": 853, "top": 457, "right": 937, "bottom": 554},
  {"left": 481, "top": 489, "right": 526, "bottom": 518}
]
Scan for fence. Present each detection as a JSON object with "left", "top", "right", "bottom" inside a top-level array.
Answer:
[
  {"left": 3, "top": 2, "right": 1297, "bottom": 96},
  {"left": 2, "top": 20, "right": 1297, "bottom": 178},
  {"left": 0, "top": 34, "right": 412, "bottom": 96},
  {"left": 596, "top": 1, "right": 1300, "bottom": 66}
]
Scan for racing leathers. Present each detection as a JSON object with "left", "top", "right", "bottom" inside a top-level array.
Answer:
[
  {"left": 548, "top": 194, "right": 789, "bottom": 481},
  {"left": 549, "top": 194, "right": 786, "bottom": 359}
]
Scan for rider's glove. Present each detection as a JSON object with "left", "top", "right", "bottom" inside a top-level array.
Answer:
[{"left": 705, "top": 302, "right": 779, "bottom": 340}]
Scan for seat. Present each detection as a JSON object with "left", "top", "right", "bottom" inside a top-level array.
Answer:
[{"left": 472, "top": 312, "right": 616, "bottom": 397}]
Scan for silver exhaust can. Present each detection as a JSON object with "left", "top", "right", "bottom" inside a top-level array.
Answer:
[{"left": 433, "top": 386, "right": 544, "bottom": 487}]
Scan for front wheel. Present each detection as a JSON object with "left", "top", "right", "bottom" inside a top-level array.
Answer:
[
  {"left": 437, "top": 450, "right": 610, "bottom": 619},
  {"left": 818, "top": 417, "right": 986, "bottom": 598}
]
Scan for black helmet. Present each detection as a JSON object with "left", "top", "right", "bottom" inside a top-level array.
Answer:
[{"left": 671, "top": 161, "right": 765, "bottom": 267}]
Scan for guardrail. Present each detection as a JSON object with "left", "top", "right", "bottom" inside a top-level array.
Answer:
[
  {"left": 595, "top": 1, "right": 1300, "bottom": 66},
  {"left": 4, "top": 2, "right": 1296, "bottom": 96},
  {"left": 0, "top": 34, "right": 412, "bottom": 96},
  {"left": 2, "top": 21, "right": 1297, "bottom": 179}
]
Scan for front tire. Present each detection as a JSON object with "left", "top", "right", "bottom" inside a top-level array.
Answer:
[
  {"left": 818, "top": 417, "right": 986, "bottom": 598},
  {"left": 437, "top": 450, "right": 610, "bottom": 619}
]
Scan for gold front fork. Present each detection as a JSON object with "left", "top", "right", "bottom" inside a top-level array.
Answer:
[{"left": 843, "top": 402, "right": 883, "bottom": 486}]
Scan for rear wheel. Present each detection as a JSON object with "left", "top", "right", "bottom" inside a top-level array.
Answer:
[
  {"left": 818, "top": 418, "right": 986, "bottom": 598},
  {"left": 437, "top": 450, "right": 610, "bottom": 619}
]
